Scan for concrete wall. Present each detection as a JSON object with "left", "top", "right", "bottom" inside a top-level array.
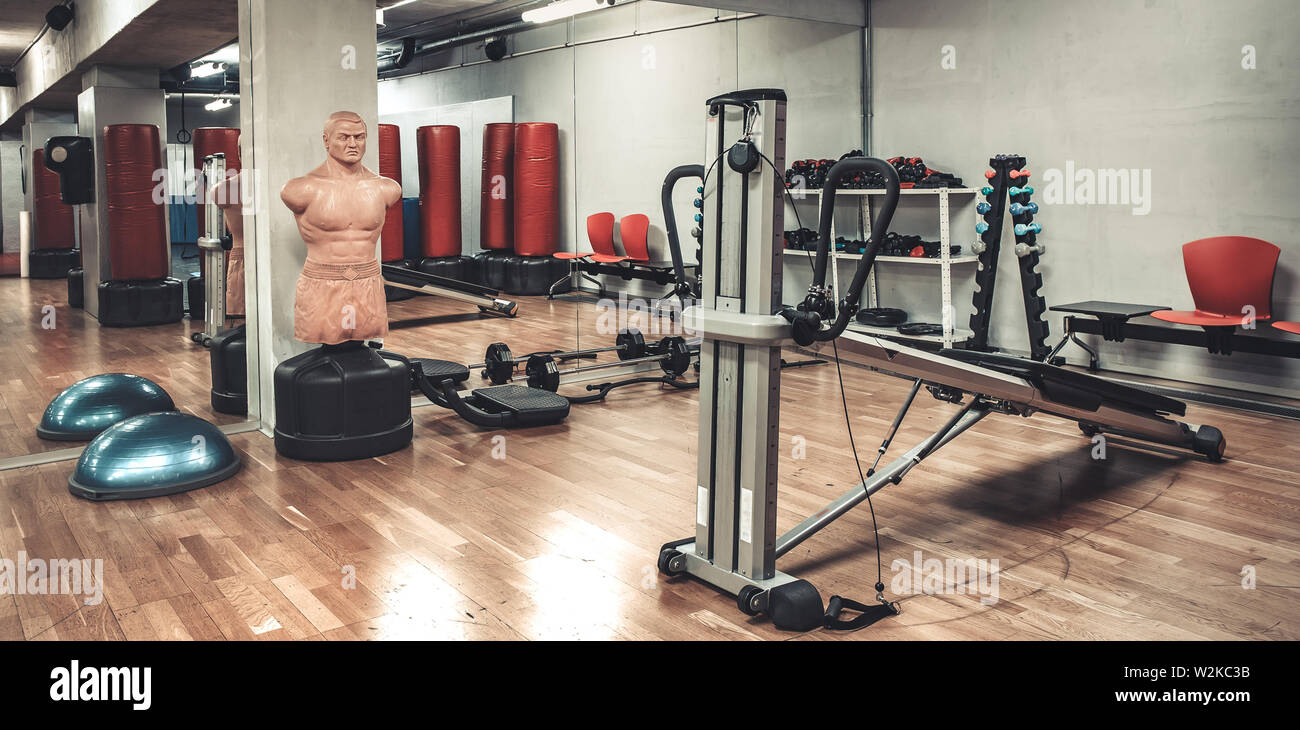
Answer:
[
  {"left": 378, "top": 1, "right": 865, "bottom": 298},
  {"left": 869, "top": 0, "right": 1300, "bottom": 397},
  {"left": 0, "top": 141, "right": 24, "bottom": 254}
]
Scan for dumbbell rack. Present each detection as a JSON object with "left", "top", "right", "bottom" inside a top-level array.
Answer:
[
  {"left": 966, "top": 155, "right": 1051, "bottom": 360},
  {"left": 784, "top": 186, "right": 980, "bottom": 348}
]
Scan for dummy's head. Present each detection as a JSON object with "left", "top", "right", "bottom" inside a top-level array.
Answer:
[{"left": 323, "top": 111, "right": 366, "bottom": 165}]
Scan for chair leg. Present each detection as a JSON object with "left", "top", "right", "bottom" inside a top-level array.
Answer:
[
  {"left": 579, "top": 271, "right": 605, "bottom": 298},
  {"left": 548, "top": 271, "right": 573, "bottom": 299}
]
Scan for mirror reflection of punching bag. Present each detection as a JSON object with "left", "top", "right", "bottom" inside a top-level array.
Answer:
[{"left": 44, "top": 136, "right": 95, "bottom": 204}]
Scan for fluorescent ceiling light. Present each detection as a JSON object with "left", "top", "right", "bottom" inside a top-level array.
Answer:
[
  {"left": 190, "top": 61, "right": 227, "bottom": 78},
  {"left": 204, "top": 98, "right": 233, "bottom": 112},
  {"left": 376, "top": 8, "right": 385, "bottom": 27},
  {"left": 522, "top": 0, "right": 613, "bottom": 24}
]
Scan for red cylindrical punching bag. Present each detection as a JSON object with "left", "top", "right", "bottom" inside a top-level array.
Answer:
[
  {"left": 416, "top": 125, "right": 461, "bottom": 258},
  {"left": 480, "top": 122, "right": 515, "bottom": 251},
  {"left": 32, "top": 148, "right": 77, "bottom": 250},
  {"left": 104, "top": 124, "right": 168, "bottom": 280},
  {"left": 378, "top": 123, "right": 405, "bottom": 262},
  {"left": 192, "top": 127, "right": 241, "bottom": 277},
  {"left": 512, "top": 122, "right": 560, "bottom": 257}
]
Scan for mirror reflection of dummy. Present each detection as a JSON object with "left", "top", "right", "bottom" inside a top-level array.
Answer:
[
  {"left": 280, "top": 111, "right": 402, "bottom": 345},
  {"left": 209, "top": 170, "right": 245, "bottom": 317}
]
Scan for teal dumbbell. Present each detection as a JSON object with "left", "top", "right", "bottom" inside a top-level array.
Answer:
[
  {"left": 1014, "top": 222, "right": 1042, "bottom": 236},
  {"left": 694, "top": 213, "right": 703, "bottom": 223},
  {"left": 980, "top": 185, "right": 995, "bottom": 196},
  {"left": 976, "top": 202, "right": 991, "bottom": 215},
  {"left": 976, "top": 222, "right": 989, "bottom": 234},
  {"left": 1009, "top": 185, "right": 1035, "bottom": 197},
  {"left": 1010, "top": 202, "right": 1038, "bottom": 216},
  {"left": 693, "top": 198, "right": 703, "bottom": 208},
  {"left": 697, "top": 186, "right": 704, "bottom": 194}
]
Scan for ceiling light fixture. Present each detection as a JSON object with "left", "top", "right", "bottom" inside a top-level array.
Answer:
[
  {"left": 522, "top": 0, "right": 616, "bottom": 25},
  {"left": 189, "top": 61, "right": 228, "bottom": 78},
  {"left": 204, "top": 98, "right": 233, "bottom": 112}
]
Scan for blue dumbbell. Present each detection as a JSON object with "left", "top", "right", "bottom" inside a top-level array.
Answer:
[
  {"left": 696, "top": 186, "right": 704, "bottom": 194},
  {"left": 980, "top": 186, "right": 995, "bottom": 196},
  {"left": 976, "top": 202, "right": 991, "bottom": 215},
  {"left": 1009, "top": 185, "right": 1035, "bottom": 197},
  {"left": 694, "top": 213, "right": 703, "bottom": 223},
  {"left": 976, "top": 222, "right": 989, "bottom": 234},
  {"left": 693, "top": 198, "right": 703, "bottom": 208},
  {"left": 1014, "top": 222, "right": 1042, "bottom": 236},
  {"left": 1010, "top": 202, "right": 1039, "bottom": 216}
]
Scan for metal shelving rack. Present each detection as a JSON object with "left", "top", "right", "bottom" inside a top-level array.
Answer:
[{"left": 784, "top": 187, "right": 979, "bottom": 347}]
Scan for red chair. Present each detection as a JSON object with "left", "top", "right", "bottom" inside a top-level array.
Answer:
[
  {"left": 548, "top": 212, "right": 613, "bottom": 297},
  {"left": 1273, "top": 321, "right": 1300, "bottom": 335},
  {"left": 1150, "top": 236, "right": 1279, "bottom": 353},
  {"left": 618, "top": 214, "right": 651, "bottom": 262}
]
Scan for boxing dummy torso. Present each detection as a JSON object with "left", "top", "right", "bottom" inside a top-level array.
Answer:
[{"left": 281, "top": 117, "right": 402, "bottom": 345}]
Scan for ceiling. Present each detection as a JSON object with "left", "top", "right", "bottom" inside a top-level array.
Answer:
[
  {"left": 377, "top": 0, "right": 537, "bottom": 43},
  {"left": 0, "top": 0, "right": 54, "bottom": 67}
]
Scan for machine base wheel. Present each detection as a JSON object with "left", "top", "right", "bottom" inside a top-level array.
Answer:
[
  {"left": 657, "top": 549, "right": 685, "bottom": 577},
  {"left": 736, "top": 585, "right": 763, "bottom": 616}
]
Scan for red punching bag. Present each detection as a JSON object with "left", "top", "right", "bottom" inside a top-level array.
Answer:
[
  {"left": 378, "top": 123, "right": 405, "bottom": 262},
  {"left": 480, "top": 122, "right": 515, "bottom": 251},
  {"left": 192, "top": 127, "right": 240, "bottom": 277},
  {"left": 104, "top": 124, "right": 168, "bottom": 280},
  {"left": 32, "top": 148, "right": 77, "bottom": 250},
  {"left": 416, "top": 125, "right": 461, "bottom": 258},
  {"left": 513, "top": 122, "right": 559, "bottom": 257}
]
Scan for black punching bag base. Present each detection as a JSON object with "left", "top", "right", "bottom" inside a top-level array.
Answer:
[
  {"left": 98, "top": 278, "right": 184, "bottom": 327},
  {"left": 29, "top": 248, "right": 79, "bottom": 279},
  {"left": 67, "top": 267, "right": 85, "bottom": 308},
  {"left": 210, "top": 324, "right": 248, "bottom": 415},
  {"left": 273, "top": 341, "right": 413, "bottom": 462},
  {"left": 188, "top": 274, "right": 205, "bottom": 320}
]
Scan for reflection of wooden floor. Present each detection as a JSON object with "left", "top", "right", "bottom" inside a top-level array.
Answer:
[{"left": 2, "top": 275, "right": 1299, "bottom": 640}]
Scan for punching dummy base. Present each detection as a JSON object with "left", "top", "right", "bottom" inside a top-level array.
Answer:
[
  {"left": 273, "top": 341, "right": 413, "bottom": 461},
  {"left": 210, "top": 324, "right": 248, "bottom": 414},
  {"left": 30, "top": 248, "right": 80, "bottom": 279},
  {"left": 98, "top": 278, "right": 184, "bottom": 327}
]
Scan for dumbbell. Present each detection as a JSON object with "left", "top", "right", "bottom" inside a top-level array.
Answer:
[
  {"left": 477, "top": 328, "right": 653, "bottom": 384},
  {"left": 1014, "top": 222, "right": 1042, "bottom": 236},
  {"left": 693, "top": 198, "right": 703, "bottom": 208},
  {"left": 980, "top": 186, "right": 994, "bottom": 196},
  {"left": 983, "top": 170, "right": 996, "bottom": 179},
  {"left": 1009, "top": 202, "right": 1038, "bottom": 216},
  {"left": 1015, "top": 242, "right": 1046, "bottom": 258},
  {"left": 523, "top": 336, "right": 696, "bottom": 392},
  {"left": 976, "top": 222, "right": 989, "bottom": 234},
  {"left": 1009, "top": 185, "right": 1035, "bottom": 197},
  {"left": 1009, "top": 169, "right": 1031, "bottom": 180},
  {"left": 971, "top": 240, "right": 987, "bottom": 255},
  {"left": 976, "top": 201, "right": 991, "bottom": 215}
]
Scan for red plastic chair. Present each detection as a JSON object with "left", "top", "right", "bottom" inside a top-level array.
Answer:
[
  {"left": 1273, "top": 321, "right": 1300, "bottom": 335},
  {"left": 619, "top": 214, "right": 651, "bottom": 262},
  {"left": 586, "top": 212, "right": 629, "bottom": 263},
  {"left": 1150, "top": 236, "right": 1279, "bottom": 327}
]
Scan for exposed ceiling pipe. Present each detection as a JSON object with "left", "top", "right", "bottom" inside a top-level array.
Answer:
[{"left": 378, "top": 18, "right": 532, "bottom": 74}]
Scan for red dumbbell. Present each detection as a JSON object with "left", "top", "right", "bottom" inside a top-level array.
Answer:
[
  {"left": 1010, "top": 169, "right": 1032, "bottom": 180},
  {"left": 983, "top": 170, "right": 997, "bottom": 179}
]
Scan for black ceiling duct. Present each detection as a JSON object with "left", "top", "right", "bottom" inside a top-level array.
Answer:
[
  {"left": 46, "top": 4, "right": 74, "bottom": 31},
  {"left": 485, "top": 37, "right": 507, "bottom": 62},
  {"left": 394, "top": 37, "right": 416, "bottom": 69}
]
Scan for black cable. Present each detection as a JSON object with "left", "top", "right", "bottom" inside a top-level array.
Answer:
[{"left": 756, "top": 147, "right": 885, "bottom": 590}]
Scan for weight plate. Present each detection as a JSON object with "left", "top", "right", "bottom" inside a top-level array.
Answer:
[
  {"left": 659, "top": 337, "right": 691, "bottom": 377},
  {"left": 616, "top": 328, "right": 645, "bottom": 360},
  {"left": 524, "top": 354, "right": 562, "bottom": 393},
  {"left": 484, "top": 342, "right": 515, "bottom": 384}
]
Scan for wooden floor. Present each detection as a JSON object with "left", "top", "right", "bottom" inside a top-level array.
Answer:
[{"left": 1, "top": 276, "right": 1298, "bottom": 640}]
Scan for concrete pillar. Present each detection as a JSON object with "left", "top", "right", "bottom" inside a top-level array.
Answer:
[
  {"left": 75, "top": 66, "right": 167, "bottom": 316},
  {"left": 21, "top": 108, "right": 77, "bottom": 274},
  {"left": 238, "top": 0, "right": 379, "bottom": 430},
  {"left": 0, "top": 135, "right": 24, "bottom": 257}
]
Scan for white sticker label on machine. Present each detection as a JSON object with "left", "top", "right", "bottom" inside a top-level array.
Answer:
[
  {"left": 696, "top": 486, "right": 708, "bottom": 527},
  {"left": 739, "top": 488, "right": 753, "bottom": 543}
]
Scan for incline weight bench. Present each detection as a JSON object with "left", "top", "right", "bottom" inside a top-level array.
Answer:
[{"left": 657, "top": 89, "right": 1226, "bottom": 633}]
